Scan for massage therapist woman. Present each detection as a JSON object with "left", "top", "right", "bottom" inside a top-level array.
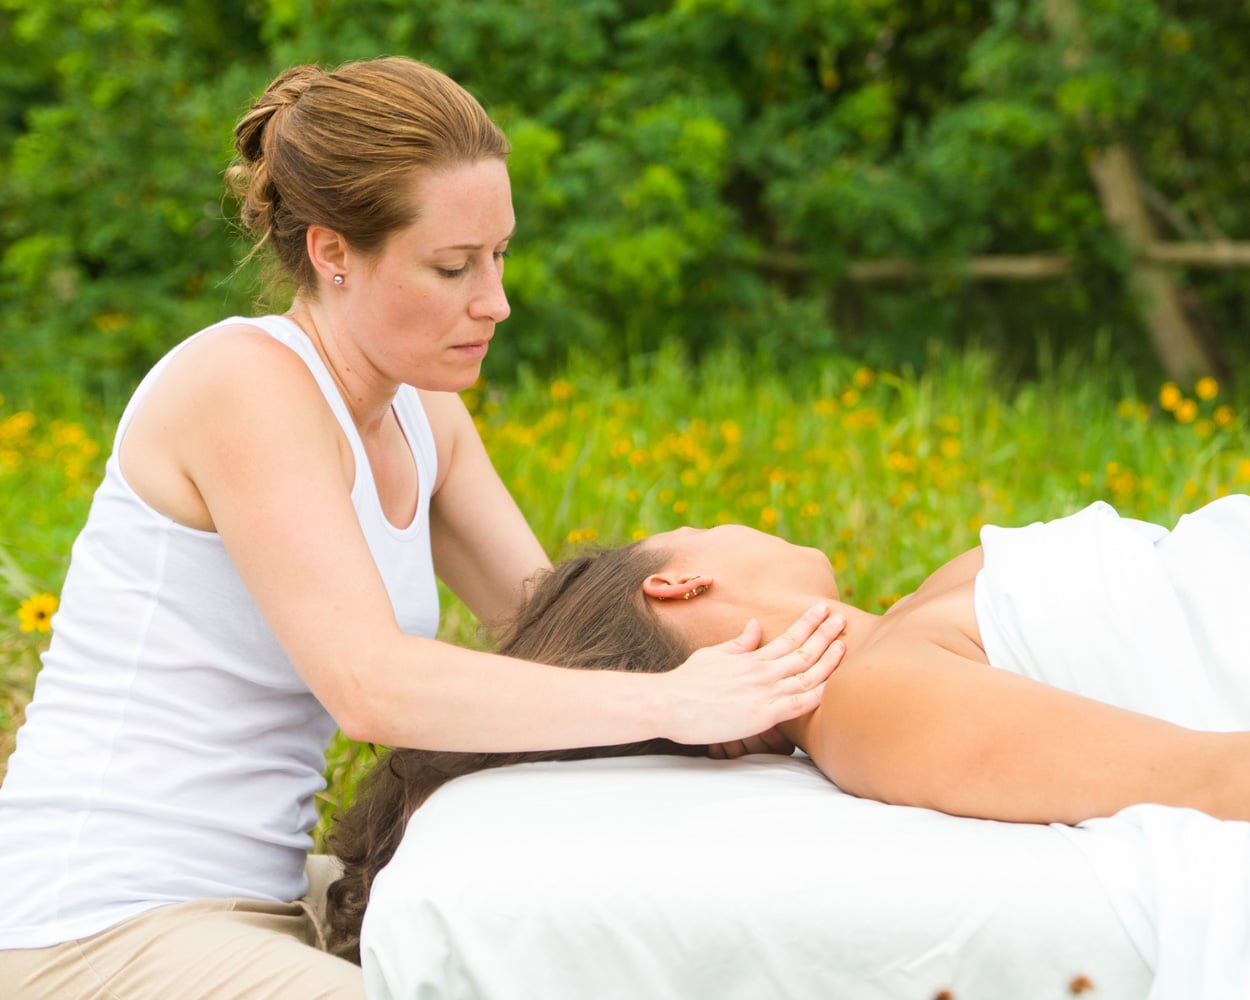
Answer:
[{"left": 0, "top": 57, "right": 845, "bottom": 997}]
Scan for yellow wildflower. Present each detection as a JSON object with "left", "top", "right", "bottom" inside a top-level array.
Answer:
[
  {"left": 1195, "top": 376, "right": 1219, "bottom": 401},
  {"left": 18, "top": 592, "right": 58, "bottom": 633},
  {"left": 887, "top": 452, "right": 916, "bottom": 473},
  {"left": 1214, "top": 405, "right": 1235, "bottom": 429},
  {"left": 1158, "top": 382, "right": 1182, "bottom": 412},
  {"left": 1174, "top": 399, "right": 1198, "bottom": 424},
  {"left": 549, "top": 378, "right": 574, "bottom": 402},
  {"left": 1, "top": 411, "right": 36, "bottom": 442}
]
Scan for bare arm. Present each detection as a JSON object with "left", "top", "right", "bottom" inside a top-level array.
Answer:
[
  {"left": 419, "top": 389, "right": 549, "bottom": 634},
  {"left": 789, "top": 641, "right": 1250, "bottom": 825},
  {"left": 131, "top": 328, "right": 843, "bottom": 752}
]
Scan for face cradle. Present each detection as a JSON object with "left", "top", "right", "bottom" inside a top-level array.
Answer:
[{"left": 346, "top": 158, "right": 515, "bottom": 394}]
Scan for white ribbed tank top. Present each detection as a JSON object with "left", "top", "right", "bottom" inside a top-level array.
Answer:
[{"left": 0, "top": 315, "right": 440, "bottom": 947}]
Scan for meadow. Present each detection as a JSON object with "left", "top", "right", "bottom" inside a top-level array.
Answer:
[{"left": 3, "top": 345, "right": 1247, "bottom": 845}]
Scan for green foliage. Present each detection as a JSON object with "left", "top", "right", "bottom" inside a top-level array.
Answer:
[
  {"left": 0, "top": 0, "right": 266, "bottom": 400},
  {"left": 1, "top": 0, "right": 1247, "bottom": 400}
]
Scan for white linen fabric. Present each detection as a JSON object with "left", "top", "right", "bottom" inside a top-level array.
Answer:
[
  {"left": 363, "top": 497, "right": 1250, "bottom": 999},
  {"left": 0, "top": 315, "right": 440, "bottom": 948},
  {"left": 976, "top": 495, "right": 1250, "bottom": 1000},
  {"left": 975, "top": 495, "right": 1250, "bottom": 729},
  {"left": 363, "top": 755, "right": 1153, "bottom": 1000}
]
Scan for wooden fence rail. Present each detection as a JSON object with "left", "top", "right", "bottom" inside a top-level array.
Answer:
[{"left": 844, "top": 242, "right": 1250, "bottom": 283}]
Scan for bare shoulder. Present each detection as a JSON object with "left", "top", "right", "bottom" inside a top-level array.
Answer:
[
  {"left": 173, "top": 320, "right": 319, "bottom": 384},
  {"left": 884, "top": 545, "right": 984, "bottom": 618},
  {"left": 121, "top": 322, "right": 348, "bottom": 529}
]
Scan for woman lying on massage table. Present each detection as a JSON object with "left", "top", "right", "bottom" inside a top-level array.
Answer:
[{"left": 327, "top": 494, "right": 1250, "bottom": 944}]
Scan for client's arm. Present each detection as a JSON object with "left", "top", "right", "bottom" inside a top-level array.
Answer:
[{"left": 785, "top": 644, "right": 1250, "bottom": 825}]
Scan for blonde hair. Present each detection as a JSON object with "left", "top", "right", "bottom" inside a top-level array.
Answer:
[{"left": 226, "top": 56, "right": 509, "bottom": 295}]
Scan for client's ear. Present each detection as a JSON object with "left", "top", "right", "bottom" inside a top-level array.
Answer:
[{"left": 642, "top": 574, "right": 713, "bottom": 602}]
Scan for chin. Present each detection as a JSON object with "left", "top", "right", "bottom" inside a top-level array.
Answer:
[{"left": 801, "top": 546, "right": 840, "bottom": 600}]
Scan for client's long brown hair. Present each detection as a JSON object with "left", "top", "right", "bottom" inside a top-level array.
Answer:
[{"left": 325, "top": 542, "right": 694, "bottom": 947}]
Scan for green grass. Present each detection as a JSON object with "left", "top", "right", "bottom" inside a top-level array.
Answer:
[{"left": 3, "top": 347, "right": 1247, "bottom": 844}]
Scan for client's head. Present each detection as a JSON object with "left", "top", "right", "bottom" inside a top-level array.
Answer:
[
  {"left": 638, "top": 523, "right": 840, "bottom": 649},
  {"left": 503, "top": 524, "right": 838, "bottom": 668}
]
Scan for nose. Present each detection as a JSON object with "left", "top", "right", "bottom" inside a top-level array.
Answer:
[{"left": 470, "top": 262, "right": 510, "bottom": 323}]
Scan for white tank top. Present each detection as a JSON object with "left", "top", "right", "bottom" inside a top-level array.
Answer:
[{"left": 0, "top": 315, "right": 440, "bottom": 948}]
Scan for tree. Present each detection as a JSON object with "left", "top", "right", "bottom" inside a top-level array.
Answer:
[{"left": 2, "top": 0, "right": 1246, "bottom": 399}]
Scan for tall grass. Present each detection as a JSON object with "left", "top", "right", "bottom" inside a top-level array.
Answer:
[{"left": 2, "top": 347, "right": 1246, "bottom": 843}]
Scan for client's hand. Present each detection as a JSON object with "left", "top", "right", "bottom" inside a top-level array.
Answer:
[{"left": 659, "top": 604, "right": 846, "bottom": 746}]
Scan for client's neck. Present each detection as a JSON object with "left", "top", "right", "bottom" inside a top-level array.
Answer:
[{"left": 757, "top": 600, "right": 883, "bottom": 656}]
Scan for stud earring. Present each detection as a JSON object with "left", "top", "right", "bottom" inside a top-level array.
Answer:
[
  {"left": 658, "top": 583, "right": 710, "bottom": 601},
  {"left": 333, "top": 274, "right": 345, "bottom": 286}
]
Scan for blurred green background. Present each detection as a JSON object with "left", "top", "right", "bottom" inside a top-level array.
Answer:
[{"left": 3, "top": 0, "right": 1247, "bottom": 405}]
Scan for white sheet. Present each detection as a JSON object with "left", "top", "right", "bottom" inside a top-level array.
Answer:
[
  {"left": 976, "top": 496, "right": 1250, "bottom": 730},
  {"left": 975, "top": 495, "right": 1250, "bottom": 997},
  {"left": 1058, "top": 805, "right": 1250, "bottom": 1000},
  {"left": 361, "top": 755, "right": 1153, "bottom": 999}
]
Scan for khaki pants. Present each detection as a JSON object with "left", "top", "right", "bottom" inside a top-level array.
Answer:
[{"left": 0, "top": 855, "right": 364, "bottom": 999}]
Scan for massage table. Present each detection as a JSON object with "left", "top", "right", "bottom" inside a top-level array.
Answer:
[
  {"left": 360, "top": 754, "right": 1193, "bottom": 999},
  {"left": 364, "top": 497, "right": 1250, "bottom": 997}
]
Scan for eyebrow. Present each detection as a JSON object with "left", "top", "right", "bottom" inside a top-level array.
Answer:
[{"left": 433, "top": 227, "right": 516, "bottom": 253}]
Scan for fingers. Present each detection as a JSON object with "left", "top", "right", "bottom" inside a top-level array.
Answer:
[
  {"left": 765, "top": 608, "right": 847, "bottom": 684},
  {"left": 769, "top": 634, "right": 847, "bottom": 723},
  {"left": 755, "top": 727, "right": 797, "bottom": 756},
  {"left": 708, "top": 729, "right": 794, "bottom": 760},
  {"left": 659, "top": 607, "right": 847, "bottom": 746},
  {"left": 706, "top": 740, "right": 748, "bottom": 760},
  {"left": 716, "top": 616, "right": 763, "bottom": 654},
  {"left": 757, "top": 603, "right": 844, "bottom": 659}
]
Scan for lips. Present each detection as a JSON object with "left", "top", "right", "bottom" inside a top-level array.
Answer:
[{"left": 453, "top": 340, "right": 491, "bottom": 359}]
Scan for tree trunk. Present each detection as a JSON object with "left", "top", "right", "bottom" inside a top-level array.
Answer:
[
  {"left": 1087, "top": 146, "right": 1221, "bottom": 381},
  {"left": 1044, "top": 0, "right": 1220, "bottom": 381}
]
